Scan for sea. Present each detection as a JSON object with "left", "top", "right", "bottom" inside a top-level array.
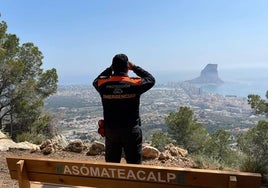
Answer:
[{"left": 154, "top": 67, "right": 268, "bottom": 98}]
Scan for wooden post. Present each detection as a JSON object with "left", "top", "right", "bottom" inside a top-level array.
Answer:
[
  {"left": 229, "top": 176, "right": 237, "bottom": 188},
  {"left": 16, "top": 160, "right": 30, "bottom": 188}
]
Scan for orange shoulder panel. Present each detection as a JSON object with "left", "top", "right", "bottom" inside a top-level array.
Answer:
[{"left": 98, "top": 76, "right": 141, "bottom": 87}]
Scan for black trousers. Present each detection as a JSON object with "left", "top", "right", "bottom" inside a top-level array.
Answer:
[{"left": 105, "top": 125, "right": 142, "bottom": 164}]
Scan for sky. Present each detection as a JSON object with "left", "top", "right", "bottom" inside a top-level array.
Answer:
[{"left": 1, "top": 0, "right": 268, "bottom": 84}]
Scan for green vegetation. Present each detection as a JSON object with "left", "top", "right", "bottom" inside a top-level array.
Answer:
[
  {"left": 204, "top": 129, "right": 231, "bottom": 161},
  {"left": 238, "top": 120, "right": 268, "bottom": 184},
  {"left": 247, "top": 91, "right": 268, "bottom": 115},
  {"left": 45, "top": 96, "right": 89, "bottom": 109},
  {"left": 151, "top": 90, "right": 268, "bottom": 186},
  {"left": 151, "top": 131, "right": 170, "bottom": 151},
  {"left": 166, "top": 106, "right": 209, "bottom": 153},
  {"left": 204, "top": 129, "right": 240, "bottom": 168},
  {"left": 151, "top": 106, "right": 240, "bottom": 166},
  {"left": 0, "top": 18, "right": 58, "bottom": 141},
  {"left": 245, "top": 91, "right": 268, "bottom": 184}
]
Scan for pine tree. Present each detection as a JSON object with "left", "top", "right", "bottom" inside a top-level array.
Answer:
[{"left": 0, "top": 19, "right": 58, "bottom": 141}]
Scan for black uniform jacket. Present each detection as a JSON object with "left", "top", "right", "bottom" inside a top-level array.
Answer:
[{"left": 93, "top": 66, "right": 155, "bottom": 128}]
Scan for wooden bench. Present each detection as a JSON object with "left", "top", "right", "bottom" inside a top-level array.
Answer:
[{"left": 6, "top": 156, "right": 262, "bottom": 188}]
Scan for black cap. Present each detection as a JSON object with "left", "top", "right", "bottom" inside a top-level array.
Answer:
[{"left": 112, "top": 54, "right": 128, "bottom": 73}]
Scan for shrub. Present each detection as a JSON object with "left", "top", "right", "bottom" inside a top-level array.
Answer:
[{"left": 16, "top": 132, "right": 45, "bottom": 145}]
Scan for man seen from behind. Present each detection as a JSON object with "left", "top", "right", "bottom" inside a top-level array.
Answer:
[{"left": 93, "top": 54, "right": 155, "bottom": 164}]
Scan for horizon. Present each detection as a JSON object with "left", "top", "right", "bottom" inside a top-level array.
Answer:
[
  {"left": 61, "top": 66, "right": 268, "bottom": 85},
  {"left": 58, "top": 66, "right": 268, "bottom": 98}
]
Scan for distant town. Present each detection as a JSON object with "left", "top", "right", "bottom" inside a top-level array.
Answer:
[{"left": 45, "top": 82, "right": 265, "bottom": 142}]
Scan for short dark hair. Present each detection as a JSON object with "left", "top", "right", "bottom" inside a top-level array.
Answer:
[{"left": 112, "top": 54, "right": 128, "bottom": 73}]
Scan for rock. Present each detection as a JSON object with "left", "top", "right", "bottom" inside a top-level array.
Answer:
[
  {"left": 157, "top": 143, "right": 192, "bottom": 166},
  {"left": 0, "top": 131, "right": 7, "bottom": 139},
  {"left": 65, "top": 139, "right": 87, "bottom": 153},
  {"left": 165, "top": 143, "right": 188, "bottom": 157},
  {"left": 142, "top": 146, "right": 160, "bottom": 159},
  {"left": 15, "top": 141, "right": 40, "bottom": 151},
  {"left": 40, "top": 135, "right": 70, "bottom": 155},
  {"left": 0, "top": 131, "right": 40, "bottom": 152},
  {"left": 158, "top": 150, "right": 172, "bottom": 160},
  {"left": 87, "top": 141, "right": 105, "bottom": 156},
  {"left": 177, "top": 147, "right": 188, "bottom": 157},
  {"left": 42, "top": 144, "right": 55, "bottom": 155},
  {"left": 169, "top": 146, "right": 178, "bottom": 156},
  {"left": 51, "top": 135, "right": 69, "bottom": 150},
  {"left": 0, "top": 139, "right": 18, "bottom": 151},
  {"left": 40, "top": 140, "right": 54, "bottom": 155},
  {"left": 187, "top": 64, "right": 224, "bottom": 84},
  {"left": 40, "top": 139, "right": 52, "bottom": 150}
]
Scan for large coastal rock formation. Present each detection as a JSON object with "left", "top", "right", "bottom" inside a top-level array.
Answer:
[{"left": 188, "top": 64, "right": 224, "bottom": 84}]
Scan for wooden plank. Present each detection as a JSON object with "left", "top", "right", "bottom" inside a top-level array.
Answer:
[
  {"left": 27, "top": 173, "right": 192, "bottom": 188},
  {"left": 30, "top": 182, "right": 91, "bottom": 188},
  {"left": 235, "top": 174, "right": 261, "bottom": 188},
  {"left": 7, "top": 157, "right": 229, "bottom": 187},
  {"left": 6, "top": 157, "right": 262, "bottom": 188}
]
